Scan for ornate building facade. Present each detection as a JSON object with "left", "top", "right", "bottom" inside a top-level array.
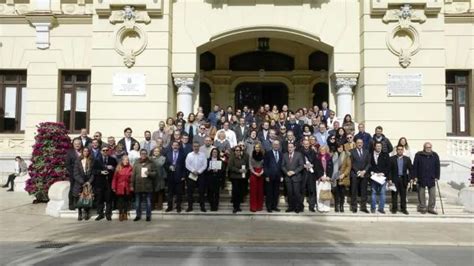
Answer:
[{"left": 0, "top": 0, "right": 472, "bottom": 183}]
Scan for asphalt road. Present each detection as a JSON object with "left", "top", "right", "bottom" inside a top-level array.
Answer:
[{"left": 1, "top": 243, "right": 473, "bottom": 266}]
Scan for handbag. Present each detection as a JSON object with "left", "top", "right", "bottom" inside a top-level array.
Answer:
[
  {"left": 319, "top": 181, "right": 333, "bottom": 201},
  {"left": 76, "top": 183, "right": 94, "bottom": 209}
]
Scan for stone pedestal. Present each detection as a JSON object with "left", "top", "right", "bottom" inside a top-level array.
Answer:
[
  {"left": 46, "top": 181, "right": 70, "bottom": 217},
  {"left": 459, "top": 187, "right": 474, "bottom": 213}
]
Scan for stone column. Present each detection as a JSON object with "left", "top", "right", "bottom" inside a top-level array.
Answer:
[
  {"left": 332, "top": 73, "right": 358, "bottom": 119},
  {"left": 173, "top": 73, "right": 196, "bottom": 118}
]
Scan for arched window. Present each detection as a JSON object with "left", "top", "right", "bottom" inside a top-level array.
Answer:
[
  {"left": 308, "top": 51, "right": 328, "bottom": 71},
  {"left": 200, "top": 52, "right": 216, "bottom": 71},
  {"left": 199, "top": 82, "right": 212, "bottom": 116},
  {"left": 312, "top": 83, "right": 329, "bottom": 109},
  {"left": 229, "top": 51, "right": 294, "bottom": 71}
]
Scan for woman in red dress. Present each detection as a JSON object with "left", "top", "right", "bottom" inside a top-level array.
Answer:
[
  {"left": 112, "top": 155, "right": 133, "bottom": 221},
  {"left": 249, "top": 143, "right": 265, "bottom": 212}
]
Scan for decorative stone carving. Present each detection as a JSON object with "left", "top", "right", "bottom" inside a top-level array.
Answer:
[
  {"left": 444, "top": 0, "right": 472, "bottom": 14},
  {"left": 109, "top": 5, "right": 151, "bottom": 26},
  {"left": 383, "top": 4, "right": 426, "bottom": 29},
  {"left": 384, "top": 5, "right": 422, "bottom": 68},
  {"left": 111, "top": 5, "right": 150, "bottom": 68}
]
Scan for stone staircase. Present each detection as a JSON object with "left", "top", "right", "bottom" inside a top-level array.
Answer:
[{"left": 57, "top": 183, "right": 473, "bottom": 222}]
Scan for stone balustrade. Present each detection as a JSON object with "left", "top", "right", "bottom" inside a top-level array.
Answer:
[{"left": 447, "top": 136, "right": 474, "bottom": 158}]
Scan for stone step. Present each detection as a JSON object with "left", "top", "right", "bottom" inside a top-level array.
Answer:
[{"left": 58, "top": 208, "right": 473, "bottom": 223}]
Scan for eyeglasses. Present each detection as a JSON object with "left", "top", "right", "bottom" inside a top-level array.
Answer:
[
  {"left": 200, "top": 127, "right": 206, "bottom": 130},
  {"left": 280, "top": 128, "right": 286, "bottom": 130},
  {"left": 101, "top": 149, "right": 109, "bottom": 152}
]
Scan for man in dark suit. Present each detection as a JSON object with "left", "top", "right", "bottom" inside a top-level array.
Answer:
[
  {"left": 263, "top": 140, "right": 283, "bottom": 213},
  {"left": 286, "top": 114, "right": 302, "bottom": 141},
  {"left": 66, "top": 139, "right": 82, "bottom": 210},
  {"left": 388, "top": 145, "right": 413, "bottom": 215},
  {"left": 73, "top": 128, "right": 92, "bottom": 148},
  {"left": 258, "top": 121, "right": 270, "bottom": 143},
  {"left": 369, "top": 142, "right": 390, "bottom": 214},
  {"left": 180, "top": 133, "right": 193, "bottom": 155},
  {"left": 164, "top": 141, "right": 187, "bottom": 213},
  {"left": 118, "top": 127, "right": 139, "bottom": 154},
  {"left": 281, "top": 142, "right": 305, "bottom": 213},
  {"left": 92, "top": 146, "right": 117, "bottom": 221},
  {"left": 299, "top": 139, "right": 321, "bottom": 212},
  {"left": 281, "top": 130, "right": 300, "bottom": 154},
  {"left": 350, "top": 138, "right": 371, "bottom": 213},
  {"left": 233, "top": 117, "right": 249, "bottom": 143}
]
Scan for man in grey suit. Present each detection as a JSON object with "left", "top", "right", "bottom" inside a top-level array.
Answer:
[
  {"left": 350, "top": 138, "right": 371, "bottom": 213},
  {"left": 281, "top": 142, "right": 305, "bottom": 213}
]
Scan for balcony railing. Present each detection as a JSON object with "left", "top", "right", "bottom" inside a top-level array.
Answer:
[{"left": 447, "top": 136, "right": 474, "bottom": 158}]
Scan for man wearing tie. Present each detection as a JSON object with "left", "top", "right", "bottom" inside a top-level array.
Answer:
[
  {"left": 165, "top": 141, "right": 186, "bottom": 213},
  {"left": 281, "top": 142, "right": 305, "bottom": 213},
  {"left": 263, "top": 140, "right": 283, "bottom": 213},
  {"left": 388, "top": 145, "right": 413, "bottom": 215},
  {"left": 92, "top": 146, "right": 117, "bottom": 221},
  {"left": 350, "top": 138, "right": 371, "bottom": 213}
]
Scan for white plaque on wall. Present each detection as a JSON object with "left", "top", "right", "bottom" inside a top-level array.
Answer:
[
  {"left": 387, "top": 73, "right": 423, "bottom": 96},
  {"left": 113, "top": 73, "right": 146, "bottom": 96}
]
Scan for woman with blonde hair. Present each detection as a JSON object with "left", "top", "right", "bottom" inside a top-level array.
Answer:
[
  {"left": 316, "top": 145, "right": 334, "bottom": 213},
  {"left": 150, "top": 146, "right": 167, "bottom": 210},
  {"left": 111, "top": 155, "right": 133, "bottom": 221}
]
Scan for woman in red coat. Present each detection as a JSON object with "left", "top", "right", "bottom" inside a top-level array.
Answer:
[{"left": 112, "top": 155, "right": 133, "bottom": 221}]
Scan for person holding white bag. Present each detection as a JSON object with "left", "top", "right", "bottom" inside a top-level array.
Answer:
[
  {"left": 316, "top": 145, "right": 334, "bottom": 213},
  {"left": 369, "top": 142, "right": 390, "bottom": 214}
]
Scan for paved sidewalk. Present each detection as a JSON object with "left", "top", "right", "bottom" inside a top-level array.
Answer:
[{"left": 0, "top": 190, "right": 473, "bottom": 246}]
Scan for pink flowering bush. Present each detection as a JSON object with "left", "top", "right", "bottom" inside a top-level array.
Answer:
[{"left": 26, "top": 122, "right": 71, "bottom": 202}]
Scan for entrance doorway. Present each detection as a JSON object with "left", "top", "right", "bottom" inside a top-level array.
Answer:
[{"left": 235, "top": 82, "right": 288, "bottom": 110}]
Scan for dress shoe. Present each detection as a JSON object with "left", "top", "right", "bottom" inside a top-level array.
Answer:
[
  {"left": 273, "top": 208, "right": 281, "bottom": 212},
  {"left": 6, "top": 189, "right": 13, "bottom": 192},
  {"left": 106, "top": 215, "right": 112, "bottom": 221},
  {"left": 232, "top": 208, "right": 238, "bottom": 214},
  {"left": 267, "top": 209, "right": 273, "bottom": 213},
  {"left": 237, "top": 207, "right": 242, "bottom": 212},
  {"left": 200, "top": 207, "right": 207, "bottom": 212},
  {"left": 77, "top": 211, "right": 83, "bottom": 221},
  {"left": 295, "top": 209, "right": 300, "bottom": 214},
  {"left": 1, "top": 184, "right": 8, "bottom": 188},
  {"left": 146, "top": 217, "right": 151, "bottom": 222},
  {"left": 419, "top": 209, "right": 427, "bottom": 214},
  {"left": 84, "top": 211, "right": 91, "bottom": 221},
  {"left": 133, "top": 216, "right": 141, "bottom": 221},
  {"left": 210, "top": 208, "right": 217, "bottom": 212},
  {"left": 401, "top": 210, "right": 409, "bottom": 215},
  {"left": 165, "top": 207, "right": 173, "bottom": 212},
  {"left": 95, "top": 215, "right": 105, "bottom": 221},
  {"left": 186, "top": 207, "right": 193, "bottom": 212},
  {"left": 176, "top": 207, "right": 182, "bottom": 213},
  {"left": 352, "top": 209, "right": 357, "bottom": 213},
  {"left": 391, "top": 209, "right": 397, "bottom": 214},
  {"left": 378, "top": 210, "right": 385, "bottom": 214},
  {"left": 309, "top": 207, "right": 316, "bottom": 212},
  {"left": 285, "top": 209, "right": 294, "bottom": 213},
  {"left": 427, "top": 210, "right": 438, "bottom": 215},
  {"left": 360, "top": 209, "right": 369, "bottom": 213},
  {"left": 335, "top": 208, "right": 340, "bottom": 213},
  {"left": 370, "top": 209, "right": 376, "bottom": 214}
]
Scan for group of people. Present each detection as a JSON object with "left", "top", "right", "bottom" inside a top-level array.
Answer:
[{"left": 31, "top": 102, "right": 443, "bottom": 222}]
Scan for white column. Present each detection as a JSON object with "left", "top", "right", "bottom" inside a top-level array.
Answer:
[
  {"left": 35, "top": 0, "right": 51, "bottom": 11},
  {"left": 332, "top": 73, "right": 358, "bottom": 119},
  {"left": 173, "top": 73, "right": 196, "bottom": 118}
]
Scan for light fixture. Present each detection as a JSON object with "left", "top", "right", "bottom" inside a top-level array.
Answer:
[{"left": 257, "top": 38, "right": 269, "bottom": 51}]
